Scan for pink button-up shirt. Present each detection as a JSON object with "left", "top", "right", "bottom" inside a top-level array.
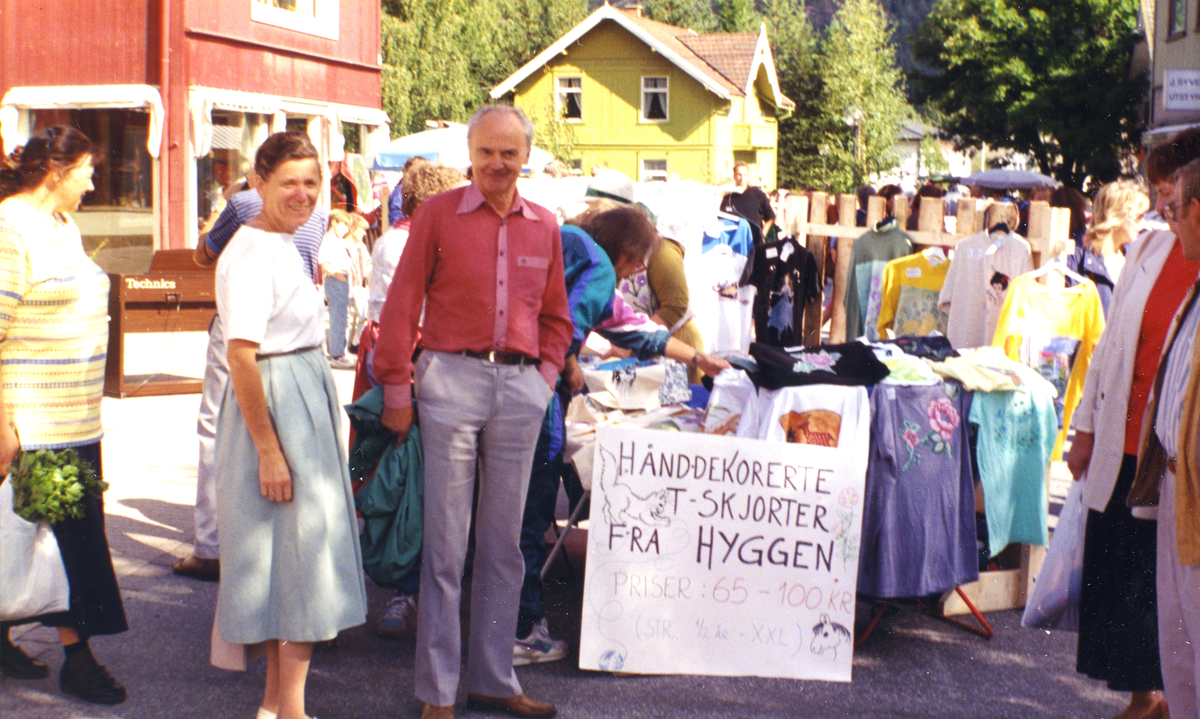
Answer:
[{"left": 374, "top": 183, "right": 573, "bottom": 409}]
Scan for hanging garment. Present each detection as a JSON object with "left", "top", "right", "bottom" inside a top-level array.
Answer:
[
  {"left": 869, "top": 343, "right": 943, "bottom": 386},
  {"left": 690, "top": 216, "right": 755, "bottom": 353},
  {"left": 876, "top": 248, "right": 950, "bottom": 338},
  {"left": 857, "top": 381, "right": 979, "bottom": 598},
  {"left": 938, "top": 229, "right": 1033, "bottom": 350},
  {"left": 844, "top": 220, "right": 913, "bottom": 341},
  {"left": 748, "top": 238, "right": 821, "bottom": 347},
  {"left": 747, "top": 341, "right": 890, "bottom": 389},
  {"left": 735, "top": 383, "right": 870, "bottom": 452},
  {"left": 992, "top": 272, "right": 1105, "bottom": 459},
  {"left": 970, "top": 361, "right": 1059, "bottom": 556}
]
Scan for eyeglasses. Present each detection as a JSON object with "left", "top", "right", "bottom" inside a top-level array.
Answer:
[{"left": 1164, "top": 201, "right": 1178, "bottom": 223}]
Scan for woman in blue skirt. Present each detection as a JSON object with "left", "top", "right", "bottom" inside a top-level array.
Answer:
[{"left": 213, "top": 131, "right": 367, "bottom": 719}]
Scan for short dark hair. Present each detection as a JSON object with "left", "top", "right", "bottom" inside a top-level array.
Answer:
[
  {"left": 733, "top": 162, "right": 749, "bottom": 172},
  {"left": 254, "top": 131, "right": 319, "bottom": 181},
  {"left": 1147, "top": 128, "right": 1200, "bottom": 185},
  {"left": 0, "top": 126, "right": 98, "bottom": 198},
  {"left": 1179, "top": 158, "right": 1200, "bottom": 207},
  {"left": 578, "top": 205, "right": 660, "bottom": 267}
]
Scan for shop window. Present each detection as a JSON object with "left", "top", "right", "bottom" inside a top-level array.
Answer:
[
  {"left": 641, "top": 77, "right": 669, "bottom": 122},
  {"left": 195, "top": 112, "right": 270, "bottom": 236},
  {"left": 557, "top": 77, "right": 582, "bottom": 121},
  {"left": 343, "top": 122, "right": 363, "bottom": 155},
  {"left": 30, "top": 108, "right": 155, "bottom": 274},
  {"left": 251, "top": 0, "right": 339, "bottom": 40},
  {"left": 641, "top": 159, "right": 668, "bottom": 183}
]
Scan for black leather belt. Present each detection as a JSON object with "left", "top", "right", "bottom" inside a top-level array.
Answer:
[{"left": 459, "top": 349, "right": 540, "bottom": 366}]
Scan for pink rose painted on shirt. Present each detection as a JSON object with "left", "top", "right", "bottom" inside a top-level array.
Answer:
[{"left": 927, "top": 397, "right": 960, "bottom": 440}]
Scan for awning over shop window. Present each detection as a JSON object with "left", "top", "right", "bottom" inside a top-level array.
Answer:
[
  {"left": 0, "top": 85, "right": 165, "bottom": 158},
  {"left": 189, "top": 86, "right": 388, "bottom": 160}
]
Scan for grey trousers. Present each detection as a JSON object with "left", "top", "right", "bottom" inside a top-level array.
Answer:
[
  {"left": 413, "top": 351, "right": 554, "bottom": 707},
  {"left": 194, "top": 316, "right": 229, "bottom": 560}
]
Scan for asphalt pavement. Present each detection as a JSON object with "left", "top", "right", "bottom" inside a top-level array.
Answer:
[{"left": 0, "top": 334, "right": 1127, "bottom": 719}]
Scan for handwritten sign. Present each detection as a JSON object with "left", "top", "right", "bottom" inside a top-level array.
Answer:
[{"left": 579, "top": 426, "right": 867, "bottom": 682}]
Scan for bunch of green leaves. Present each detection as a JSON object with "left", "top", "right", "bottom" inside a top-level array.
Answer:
[{"left": 10, "top": 448, "right": 107, "bottom": 525}]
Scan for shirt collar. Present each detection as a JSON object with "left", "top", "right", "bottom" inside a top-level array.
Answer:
[{"left": 457, "top": 182, "right": 539, "bottom": 221}]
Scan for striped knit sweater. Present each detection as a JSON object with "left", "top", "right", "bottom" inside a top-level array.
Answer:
[{"left": 0, "top": 197, "right": 109, "bottom": 450}]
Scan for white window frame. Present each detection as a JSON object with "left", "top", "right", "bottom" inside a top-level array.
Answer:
[
  {"left": 556, "top": 76, "right": 582, "bottom": 122},
  {"left": 251, "top": 0, "right": 339, "bottom": 41},
  {"left": 640, "top": 159, "right": 668, "bottom": 183},
  {"left": 641, "top": 76, "right": 669, "bottom": 123}
]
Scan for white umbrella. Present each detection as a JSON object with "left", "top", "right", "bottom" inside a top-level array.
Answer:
[
  {"left": 372, "top": 123, "right": 555, "bottom": 173},
  {"left": 964, "top": 169, "right": 1062, "bottom": 191}
]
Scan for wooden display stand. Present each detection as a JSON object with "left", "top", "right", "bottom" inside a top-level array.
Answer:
[{"left": 104, "top": 249, "right": 216, "bottom": 398}]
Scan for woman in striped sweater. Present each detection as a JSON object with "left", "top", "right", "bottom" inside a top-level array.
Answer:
[{"left": 0, "top": 126, "right": 127, "bottom": 704}]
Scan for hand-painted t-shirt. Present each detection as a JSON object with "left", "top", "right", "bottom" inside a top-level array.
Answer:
[{"left": 992, "top": 272, "right": 1105, "bottom": 459}]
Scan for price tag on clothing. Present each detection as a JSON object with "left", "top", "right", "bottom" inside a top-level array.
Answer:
[{"left": 905, "top": 267, "right": 923, "bottom": 278}]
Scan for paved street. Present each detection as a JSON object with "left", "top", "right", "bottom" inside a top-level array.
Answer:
[{"left": 1, "top": 335, "right": 1127, "bottom": 719}]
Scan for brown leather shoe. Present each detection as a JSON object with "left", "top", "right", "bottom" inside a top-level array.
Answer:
[
  {"left": 466, "top": 693, "right": 556, "bottom": 718},
  {"left": 172, "top": 554, "right": 219, "bottom": 582},
  {"left": 420, "top": 703, "right": 455, "bottom": 719}
]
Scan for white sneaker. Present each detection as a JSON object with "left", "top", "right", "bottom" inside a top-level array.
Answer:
[
  {"left": 513, "top": 618, "right": 567, "bottom": 666},
  {"left": 377, "top": 593, "right": 417, "bottom": 639}
]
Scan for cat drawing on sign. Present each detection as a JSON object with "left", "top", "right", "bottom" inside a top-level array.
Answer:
[
  {"left": 596, "top": 445, "right": 671, "bottom": 527},
  {"left": 810, "top": 614, "right": 851, "bottom": 661}
]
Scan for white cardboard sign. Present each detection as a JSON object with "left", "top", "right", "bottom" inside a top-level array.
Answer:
[{"left": 579, "top": 426, "right": 867, "bottom": 682}]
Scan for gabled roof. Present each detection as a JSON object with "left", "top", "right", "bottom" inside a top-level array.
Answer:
[{"left": 489, "top": 5, "right": 793, "bottom": 112}]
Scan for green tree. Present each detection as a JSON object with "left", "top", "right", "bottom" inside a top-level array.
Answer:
[
  {"left": 380, "top": 1, "right": 477, "bottom": 136},
  {"left": 765, "top": 0, "right": 830, "bottom": 189},
  {"left": 643, "top": 0, "right": 718, "bottom": 32},
  {"left": 715, "top": 0, "right": 761, "bottom": 32},
  {"left": 910, "top": 0, "right": 1146, "bottom": 189},
  {"left": 380, "top": 0, "right": 587, "bottom": 137},
  {"left": 816, "top": 0, "right": 911, "bottom": 192}
]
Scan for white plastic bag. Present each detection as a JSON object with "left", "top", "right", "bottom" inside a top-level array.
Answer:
[
  {"left": 0, "top": 479, "right": 70, "bottom": 621},
  {"left": 1021, "top": 478, "right": 1085, "bottom": 631}
]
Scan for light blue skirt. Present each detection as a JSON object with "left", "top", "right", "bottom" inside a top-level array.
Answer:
[{"left": 215, "top": 348, "right": 367, "bottom": 644}]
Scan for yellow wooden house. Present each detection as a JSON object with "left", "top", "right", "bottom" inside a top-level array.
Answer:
[{"left": 489, "top": 4, "right": 794, "bottom": 187}]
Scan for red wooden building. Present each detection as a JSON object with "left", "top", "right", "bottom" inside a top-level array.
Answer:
[{"left": 0, "top": 0, "right": 387, "bottom": 273}]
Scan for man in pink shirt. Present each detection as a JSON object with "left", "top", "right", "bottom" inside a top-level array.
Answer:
[{"left": 373, "top": 106, "right": 571, "bottom": 719}]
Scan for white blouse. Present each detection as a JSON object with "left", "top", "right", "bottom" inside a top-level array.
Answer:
[{"left": 216, "top": 225, "right": 326, "bottom": 355}]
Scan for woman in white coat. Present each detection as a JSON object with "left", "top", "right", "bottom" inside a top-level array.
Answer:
[{"left": 1067, "top": 131, "right": 1200, "bottom": 719}]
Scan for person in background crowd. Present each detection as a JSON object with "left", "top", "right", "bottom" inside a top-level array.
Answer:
[
  {"left": 319, "top": 209, "right": 360, "bottom": 370},
  {"left": 387, "top": 156, "right": 433, "bottom": 229},
  {"left": 374, "top": 105, "right": 571, "bottom": 719},
  {"left": 906, "top": 183, "right": 946, "bottom": 231},
  {"left": 877, "top": 184, "right": 903, "bottom": 219},
  {"left": 855, "top": 185, "right": 876, "bottom": 227},
  {"left": 174, "top": 146, "right": 327, "bottom": 584},
  {"left": 354, "top": 162, "right": 468, "bottom": 635},
  {"left": 720, "top": 161, "right": 775, "bottom": 241},
  {"left": 515, "top": 201, "right": 731, "bottom": 667},
  {"left": 1051, "top": 185, "right": 1090, "bottom": 248},
  {"left": 588, "top": 170, "right": 707, "bottom": 384},
  {"left": 0, "top": 126, "right": 128, "bottom": 704},
  {"left": 1067, "top": 128, "right": 1200, "bottom": 719},
  {"left": 212, "top": 131, "right": 366, "bottom": 719},
  {"left": 1067, "top": 180, "right": 1149, "bottom": 314},
  {"left": 345, "top": 214, "right": 372, "bottom": 352}
]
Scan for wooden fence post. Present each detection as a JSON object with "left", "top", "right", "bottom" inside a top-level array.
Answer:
[{"left": 804, "top": 192, "right": 828, "bottom": 346}]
